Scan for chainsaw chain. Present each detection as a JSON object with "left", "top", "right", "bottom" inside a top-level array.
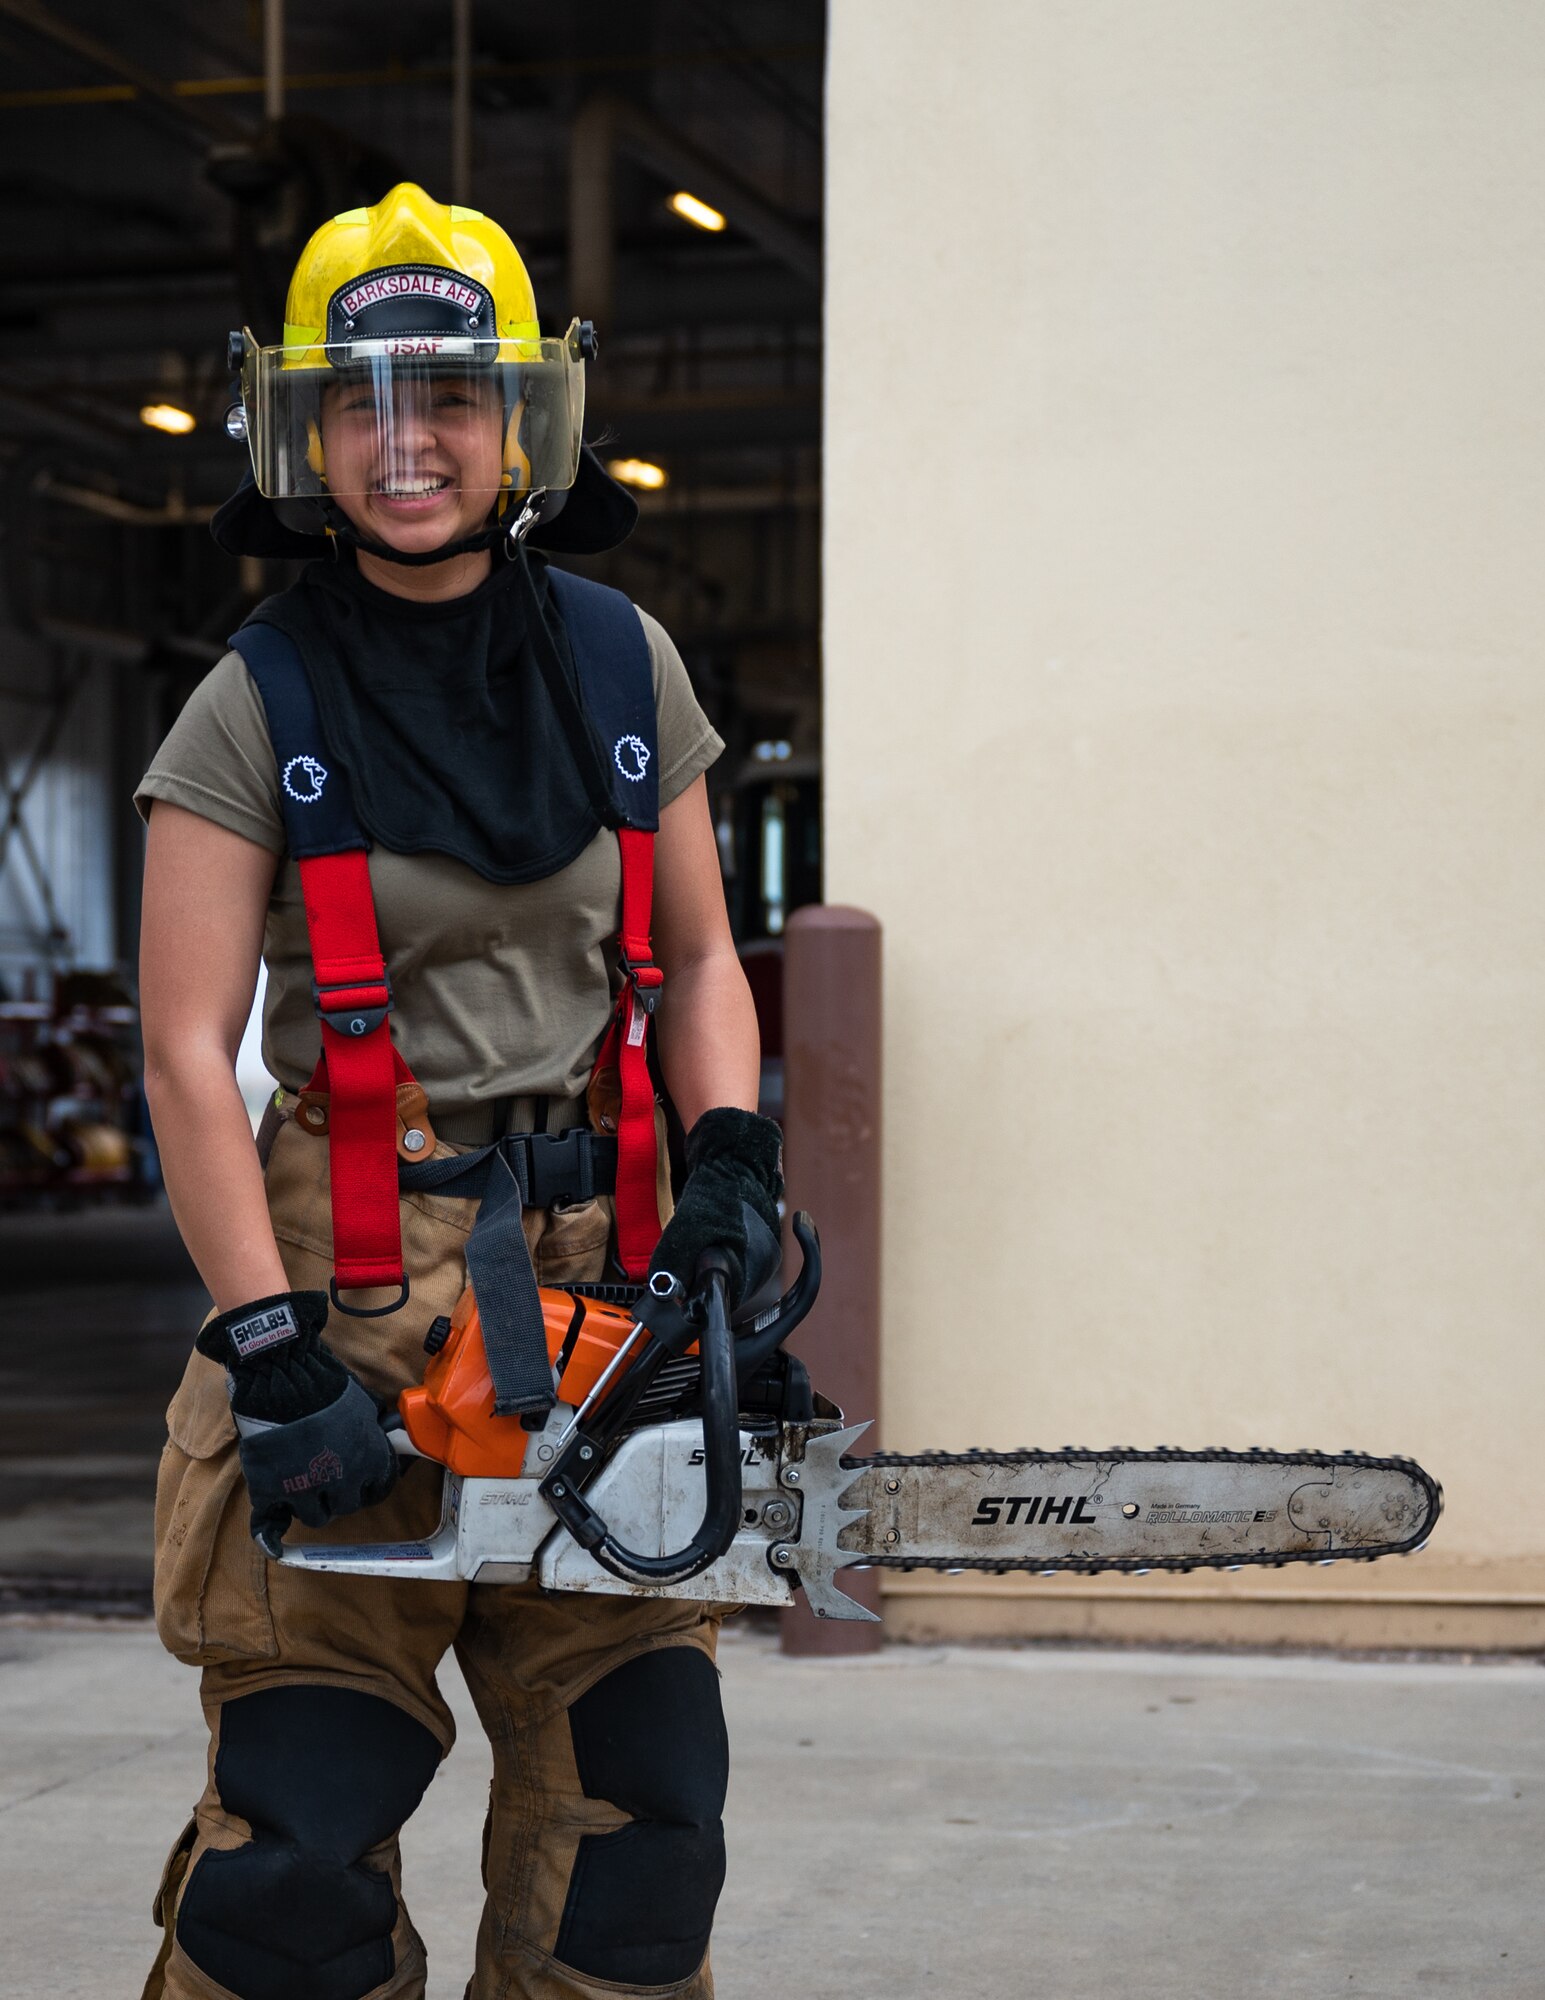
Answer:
[{"left": 834, "top": 1446, "right": 1444, "bottom": 1579}]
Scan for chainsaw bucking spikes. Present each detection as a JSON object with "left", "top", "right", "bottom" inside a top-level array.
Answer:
[
  {"left": 788, "top": 1423, "right": 879, "bottom": 1622},
  {"left": 792, "top": 1424, "right": 876, "bottom": 1624}
]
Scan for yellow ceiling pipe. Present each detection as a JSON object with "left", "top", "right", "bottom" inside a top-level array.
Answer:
[{"left": 0, "top": 43, "right": 821, "bottom": 113}]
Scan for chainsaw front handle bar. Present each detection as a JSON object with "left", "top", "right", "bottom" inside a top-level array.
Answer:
[
  {"left": 540, "top": 1252, "right": 743, "bottom": 1589},
  {"left": 732, "top": 1210, "right": 820, "bottom": 1382}
]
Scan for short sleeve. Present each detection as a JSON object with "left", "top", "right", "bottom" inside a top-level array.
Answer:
[
  {"left": 134, "top": 650, "right": 286, "bottom": 852},
  {"left": 638, "top": 608, "right": 725, "bottom": 810}
]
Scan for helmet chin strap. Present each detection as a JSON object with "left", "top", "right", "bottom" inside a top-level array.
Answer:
[{"left": 320, "top": 490, "right": 549, "bottom": 569}]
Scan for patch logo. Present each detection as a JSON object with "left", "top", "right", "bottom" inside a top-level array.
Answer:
[
  {"left": 284, "top": 1447, "right": 344, "bottom": 1496},
  {"left": 282, "top": 755, "right": 328, "bottom": 804},
  {"left": 338, "top": 269, "right": 484, "bottom": 320},
  {"left": 228, "top": 1302, "right": 298, "bottom": 1358},
  {"left": 614, "top": 733, "right": 650, "bottom": 783}
]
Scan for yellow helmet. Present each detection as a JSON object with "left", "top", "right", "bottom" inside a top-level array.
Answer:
[
  {"left": 280, "top": 182, "right": 541, "bottom": 362},
  {"left": 231, "top": 182, "right": 588, "bottom": 521}
]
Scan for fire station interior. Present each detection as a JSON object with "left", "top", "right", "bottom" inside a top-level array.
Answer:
[{"left": 0, "top": 2, "right": 824, "bottom": 1609}]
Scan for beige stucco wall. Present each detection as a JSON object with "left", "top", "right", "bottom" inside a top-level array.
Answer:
[{"left": 822, "top": 1, "right": 1545, "bottom": 1644}]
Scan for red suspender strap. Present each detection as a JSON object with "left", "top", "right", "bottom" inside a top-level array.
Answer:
[
  {"left": 598, "top": 826, "right": 664, "bottom": 1278},
  {"left": 296, "top": 848, "right": 413, "bottom": 1301}
]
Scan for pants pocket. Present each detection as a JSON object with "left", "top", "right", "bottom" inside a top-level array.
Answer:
[
  {"left": 532, "top": 1195, "right": 615, "bottom": 1287},
  {"left": 153, "top": 1353, "right": 278, "bottom": 1667}
]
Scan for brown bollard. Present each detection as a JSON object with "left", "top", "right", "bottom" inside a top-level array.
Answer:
[{"left": 780, "top": 905, "right": 884, "bottom": 1653}]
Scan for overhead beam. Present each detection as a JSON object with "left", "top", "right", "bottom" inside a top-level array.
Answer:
[
  {"left": 570, "top": 93, "right": 820, "bottom": 331},
  {"left": 27, "top": 615, "right": 220, "bottom": 665},
  {"left": 587, "top": 409, "right": 819, "bottom": 455},
  {"left": 635, "top": 483, "right": 820, "bottom": 516},
  {"left": 587, "top": 382, "right": 819, "bottom": 453},
  {"left": 35, "top": 475, "right": 215, "bottom": 528},
  {"left": 0, "top": 381, "right": 126, "bottom": 450},
  {"left": 0, "top": 0, "right": 251, "bottom": 145}
]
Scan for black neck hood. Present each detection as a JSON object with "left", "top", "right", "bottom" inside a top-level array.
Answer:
[{"left": 247, "top": 544, "right": 607, "bottom": 885}]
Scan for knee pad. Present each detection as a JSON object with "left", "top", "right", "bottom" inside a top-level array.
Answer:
[
  {"left": 175, "top": 1686, "right": 441, "bottom": 2000},
  {"left": 555, "top": 1646, "right": 729, "bottom": 1987}
]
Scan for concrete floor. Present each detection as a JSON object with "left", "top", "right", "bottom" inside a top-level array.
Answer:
[{"left": 1, "top": 1617, "right": 1541, "bottom": 2000}]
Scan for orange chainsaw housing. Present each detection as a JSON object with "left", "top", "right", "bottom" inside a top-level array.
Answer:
[{"left": 399, "top": 1286, "right": 645, "bottom": 1478}]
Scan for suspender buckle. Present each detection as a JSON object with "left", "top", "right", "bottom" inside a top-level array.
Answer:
[
  {"left": 618, "top": 951, "right": 664, "bottom": 1017},
  {"left": 312, "top": 970, "right": 394, "bottom": 1039}
]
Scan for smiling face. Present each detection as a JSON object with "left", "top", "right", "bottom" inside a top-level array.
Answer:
[{"left": 317, "top": 368, "right": 507, "bottom": 556}]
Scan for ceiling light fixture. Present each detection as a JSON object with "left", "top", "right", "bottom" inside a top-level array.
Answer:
[
  {"left": 667, "top": 190, "right": 726, "bottom": 233},
  {"left": 140, "top": 403, "right": 196, "bottom": 435},
  {"left": 607, "top": 457, "right": 669, "bottom": 492}
]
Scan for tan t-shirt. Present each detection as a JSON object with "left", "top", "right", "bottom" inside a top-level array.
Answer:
[{"left": 135, "top": 606, "right": 722, "bottom": 1117}]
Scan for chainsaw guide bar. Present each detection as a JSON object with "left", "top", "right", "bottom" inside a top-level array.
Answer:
[{"left": 830, "top": 1444, "right": 1443, "bottom": 1578}]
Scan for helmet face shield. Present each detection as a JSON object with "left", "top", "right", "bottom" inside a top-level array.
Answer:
[{"left": 237, "top": 325, "right": 586, "bottom": 503}]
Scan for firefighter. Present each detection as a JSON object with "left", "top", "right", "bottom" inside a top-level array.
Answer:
[{"left": 136, "top": 183, "right": 781, "bottom": 2000}]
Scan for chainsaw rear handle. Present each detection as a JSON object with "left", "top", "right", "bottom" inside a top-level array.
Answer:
[{"left": 541, "top": 1251, "right": 743, "bottom": 1589}]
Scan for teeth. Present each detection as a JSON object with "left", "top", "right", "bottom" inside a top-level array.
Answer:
[{"left": 378, "top": 477, "right": 450, "bottom": 497}]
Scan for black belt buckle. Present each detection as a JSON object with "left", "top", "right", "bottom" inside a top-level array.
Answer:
[
  {"left": 524, "top": 1128, "right": 590, "bottom": 1211},
  {"left": 519, "top": 1129, "right": 620, "bottom": 1210}
]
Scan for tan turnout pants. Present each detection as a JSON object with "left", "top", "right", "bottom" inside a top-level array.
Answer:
[{"left": 143, "top": 1111, "right": 724, "bottom": 2000}]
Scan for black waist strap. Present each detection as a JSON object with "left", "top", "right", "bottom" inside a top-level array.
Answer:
[
  {"left": 399, "top": 1130, "right": 619, "bottom": 1420},
  {"left": 400, "top": 1129, "right": 616, "bottom": 1206}
]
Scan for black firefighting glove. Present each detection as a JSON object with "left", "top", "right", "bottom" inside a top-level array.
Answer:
[
  {"left": 649, "top": 1107, "right": 783, "bottom": 1310},
  {"left": 195, "top": 1289, "right": 399, "bottom": 1558}
]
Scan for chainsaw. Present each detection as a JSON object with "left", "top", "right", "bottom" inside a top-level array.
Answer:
[{"left": 277, "top": 1214, "right": 1443, "bottom": 1621}]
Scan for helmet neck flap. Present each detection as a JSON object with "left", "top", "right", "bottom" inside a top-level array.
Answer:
[{"left": 212, "top": 440, "right": 639, "bottom": 564}]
